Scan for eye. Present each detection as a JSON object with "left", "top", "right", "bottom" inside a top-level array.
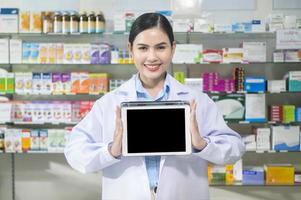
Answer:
[
  {"left": 157, "top": 45, "right": 166, "bottom": 50},
  {"left": 138, "top": 46, "right": 147, "bottom": 51}
]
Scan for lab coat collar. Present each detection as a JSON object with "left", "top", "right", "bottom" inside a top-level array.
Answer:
[{"left": 115, "top": 73, "right": 191, "bottom": 101}]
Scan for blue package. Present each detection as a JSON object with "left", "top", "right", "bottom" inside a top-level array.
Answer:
[{"left": 244, "top": 77, "right": 266, "bottom": 92}]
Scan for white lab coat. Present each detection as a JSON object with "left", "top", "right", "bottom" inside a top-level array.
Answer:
[{"left": 64, "top": 74, "right": 245, "bottom": 200}]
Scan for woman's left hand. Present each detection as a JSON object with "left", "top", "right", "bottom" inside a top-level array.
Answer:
[{"left": 190, "top": 100, "right": 207, "bottom": 151}]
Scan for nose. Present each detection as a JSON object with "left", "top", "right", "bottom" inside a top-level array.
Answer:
[{"left": 146, "top": 48, "right": 158, "bottom": 62}]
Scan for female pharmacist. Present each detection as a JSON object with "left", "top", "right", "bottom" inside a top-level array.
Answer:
[{"left": 65, "top": 13, "right": 245, "bottom": 200}]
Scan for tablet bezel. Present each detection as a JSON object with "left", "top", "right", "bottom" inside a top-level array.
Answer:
[{"left": 121, "top": 101, "right": 192, "bottom": 156}]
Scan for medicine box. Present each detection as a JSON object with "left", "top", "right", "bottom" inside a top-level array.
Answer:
[
  {"left": 265, "top": 164, "right": 295, "bottom": 185},
  {"left": 0, "top": 8, "right": 18, "bottom": 33},
  {"left": 288, "top": 71, "right": 301, "bottom": 92},
  {"left": 267, "top": 80, "right": 286, "bottom": 93},
  {"left": 272, "top": 125, "right": 300, "bottom": 151},
  {"left": 242, "top": 166, "right": 264, "bottom": 185},
  {"left": 244, "top": 77, "right": 266, "bottom": 92}
]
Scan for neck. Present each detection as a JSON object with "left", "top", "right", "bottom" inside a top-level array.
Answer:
[{"left": 139, "top": 73, "right": 166, "bottom": 97}]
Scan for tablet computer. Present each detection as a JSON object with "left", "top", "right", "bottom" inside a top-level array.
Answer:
[{"left": 121, "top": 101, "right": 191, "bottom": 156}]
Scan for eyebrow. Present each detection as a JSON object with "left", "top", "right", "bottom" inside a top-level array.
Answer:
[{"left": 136, "top": 42, "right": 169, "bottom": 46}]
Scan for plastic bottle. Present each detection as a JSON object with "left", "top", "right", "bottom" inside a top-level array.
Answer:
[
  {"left": 88, "top": 11, "right": 96, "bottom": 33},
  {"left": 110, "top": 47, "right": 119, "bottom": 64},
  {"left": 125, "top": 12, "right": 135, "bottom": 33},
  {"left": 70, "top": 11, "right": 79, "bottom": 34},
  {"left": 53, "top": 11, "right": 62, "bottom": 33},
  {"left": 43, "top": 12, "right": 54, "bottom": 34},
  {"left": 96, "top": 11, "right": 105, "bottom": 33},
  {"left": 62, "top": 11, "right": 70, "bottom": 34},
  {"left": 79, "top": 11, "right": 88, "bottom": 33}
]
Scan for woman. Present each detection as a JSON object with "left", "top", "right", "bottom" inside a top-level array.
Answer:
[{"left": 65, "top": 13, "right": 245, "bottom": 200}]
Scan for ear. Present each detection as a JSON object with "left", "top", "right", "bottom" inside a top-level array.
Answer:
[
  {"left": 128, "top": 42, "right": 132, "bottom": 55},
  {"left": 171, "top": 41, "right": 176, "bottom": 57}
]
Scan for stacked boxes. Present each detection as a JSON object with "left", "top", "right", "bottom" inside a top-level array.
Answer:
[{"left": 202, "top": 72, "right": 235, "bottom": 92}]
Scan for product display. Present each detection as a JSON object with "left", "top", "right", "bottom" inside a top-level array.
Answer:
[{"left": 0, "top": 4, "right": 301, "bottom": 200}]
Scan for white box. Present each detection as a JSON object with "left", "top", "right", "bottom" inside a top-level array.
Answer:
[
  {"left": 81, "top": 43, "right": 91, "bottom": 64},
  {"left": 273, "top": 51, "right": 284, "bottom": 62},
  {"left": 193, "top": 18, "right": 211, "bottom": 33},
  {"left": 222, "top": 48, "right": 243, "bottom": 63},
  {"left": 173, "top": 19, "right": 192, "bottom": 32},
  {"left": 9, "top": 39, "right": 22, "bottom": 64},
  {"left": 32, "top": 72, "right": 42, "bottom": 94},
  {"left": 0, "top": 102, "right": 12, "bottom": 123},
  {"left": 272, "top": 125, "right": 300, "bottom": 151},
  {"left": 243, "top": 42, "right": 267, "bottom": 63},
  {"left": 214, "top": 24, "right": 232, "bottom": 33},
  {"left": 268, "top": 80, "right": 286, "bottom": 93},
  {"left": 15, "top": 72, "right": 25, "bottom": 95},
  {"left": 185, "top": 78, "right": 203, "bottom": 93},
  {"left": 0, "top": 39, "right": 9, "bottom": 63},
  {"left": 256, "top": 128, "right": 271, "bottom": 151},
  {"left": 172, "top": 44, "right": 202, "bottom": 64},
  {"left": 63, "top": 43, "right": 73, "bottom": 64},
  {"left": 245, "top": 94, "right": 266, "bottom": 122},
  {"left": 0, "top": 8, "right": 18, "bottom": 33},
  {"left": 114, "top": 14, "right": 126, "bottom": 32}
]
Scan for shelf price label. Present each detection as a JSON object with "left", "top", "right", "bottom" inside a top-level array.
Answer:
[{"left": 276, "top": 29, "right": 301, "bottom": 49}]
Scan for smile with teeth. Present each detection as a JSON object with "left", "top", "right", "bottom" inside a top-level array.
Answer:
[{"left": 144, "top": 64, "right": 161, "bottom": 71}]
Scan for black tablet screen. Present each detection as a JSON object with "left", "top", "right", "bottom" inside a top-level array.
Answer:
[{"left": 126, "top": 108, "right": 186, "bottom": 153}]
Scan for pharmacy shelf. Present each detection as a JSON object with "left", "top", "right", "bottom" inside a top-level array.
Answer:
[
  {"left": 13, "top": 94, "right": 103, "bottom": 101},
  {"left": 225, "top": 121, "right": 301, "bottom": 125},
  {"left": 209, "top": 183, "right": 301, "bottom": 187},
  {"left": 246, "top": 150, "right": 301, "bottom": 154},
  {"left": 206, "top": 91, "right": 301, "bottom": 95}
]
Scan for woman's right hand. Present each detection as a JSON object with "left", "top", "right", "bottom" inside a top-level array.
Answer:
[{"left": 109, "top": 106, "right": 123, "bottom": 158}]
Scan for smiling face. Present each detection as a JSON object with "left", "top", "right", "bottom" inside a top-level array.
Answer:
[{"left": 129, "top": 27, "right": 176, "bottom": 87}]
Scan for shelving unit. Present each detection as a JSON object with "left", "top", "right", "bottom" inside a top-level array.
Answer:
[{"left": 1, "top": 31, "right": 301, "bottom": 200}]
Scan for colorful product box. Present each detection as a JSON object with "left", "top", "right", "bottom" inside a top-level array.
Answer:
[
  {"left": 39, "top": 129, "right": 48, "bottom": 151},
  {"left": 30, "top": 43, "right": 40, "bottom": 64},
  {"left": 283, "top": 105, "right": 295, "bottom": 123},
  {"left": 61, "top": 73, "right": 72, "bottom": 95},
  {"left": 79, "top": 72, "right": 90, "bottom": 94},
  {"left": 0, "top": 73, "right": 6, "bottom": 94},
  {"left": 32, "top": 72, "right": 42, "bottom": 95},
  {"left": 6, "top": 73, "right": 15, "bottom": 94},
  {"left": 288, "top": 71, "right": 301, "bottom": 92},
  {"left": 52, "top": 73, "right": 63, "bottom": 95},
  {"left": 41, "top": 73, "right": 52, "bottom": 95},
  {"left": 269, "top": 105, "right": 283, "bottom": 122},
  {"left": 30, "top": 12, "right": 42, "bottom": 33},
  {"left": 22, "top": 43, "right": 31, "bottom": 63},
  {"left": 71, "top": 72, "right": 80, "bottom": 94},
  {"left": 30, "top": 129, "right": 40, "bottom": 151},
  {"left": 19, "top": 11, "right": 30, "bottom": 33},
  {"left": 242, "top": 167, "right": 264, "bottom": 185},
  {"left": 265, "top": 164, "right": 295, "bottom": 185},
  {"left": 39, "top": 43, "right": 48, "bottom": 64},
  {"left": 296, "top": 108, "right": 301, "bottom": 122},
  {"left": 89, "top": 73, "right": 109, "bottom": 94},
  {"left": 244, "top": 77, "right": 266, "bottom": 92}
]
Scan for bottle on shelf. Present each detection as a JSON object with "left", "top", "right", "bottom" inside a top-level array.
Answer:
[
  {"left": 125, "top": 12, "right": 135, "bottom": 33},
  {"left": 96, "top": 11, "right": 105, "bottom": 33},
  {"left": 62, "top": 11, "right": 71, "bottom": 34},
  {"left": 88, "top": 11, "right": 96, "bottom": 34},
  {"left": 79, "top": 11, "right": 88, "bottom": 34},
  {"left": 70, "top": 11, "right": 79, "bottom": 34},
  {"left": 42, "top": 12, "right": 54, "bottom": 34},
  {"left": 53, "top": 11, "right": 63, "bottom": 33}
]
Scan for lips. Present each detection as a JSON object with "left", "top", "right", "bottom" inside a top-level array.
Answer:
[{"left": 144, "top": 64, "right": 161, "bottom": 72}]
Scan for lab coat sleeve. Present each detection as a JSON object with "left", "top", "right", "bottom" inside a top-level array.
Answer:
[
  {"left": 64, "top": 100, "right": 120, "bottom": 174},
  {"left": 195, "top": 94, "right": 245, "bottom": 165}
]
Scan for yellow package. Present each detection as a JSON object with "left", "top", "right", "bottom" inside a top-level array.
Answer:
[
  {"left": 19, "top": 11, "right": 30, "bottom": 32},
  {"left": 265, "top": 164, "right": 295, "bottom": 185},
  {"left": 226, "top": 165, "right": 234, "bottom": 185},
  {"left": 30, "top": 12, "right": 42, "bottom": 33}
]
